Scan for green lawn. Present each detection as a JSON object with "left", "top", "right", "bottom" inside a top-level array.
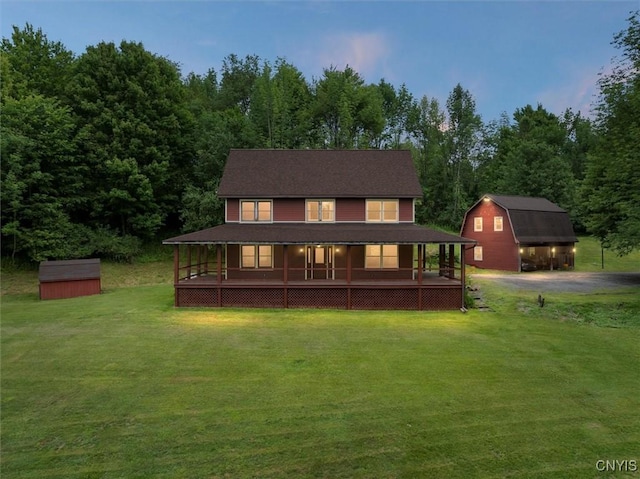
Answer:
[
  {"left": 2, "top": 275, "right": 639, "bottom": 477},
  {"left": 574, "top": 236, "right": 640, "bottom": 272}
]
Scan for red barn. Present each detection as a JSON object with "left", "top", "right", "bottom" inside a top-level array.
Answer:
[{"left": 460, "top": 194, "right": 577, "bottom": 272}]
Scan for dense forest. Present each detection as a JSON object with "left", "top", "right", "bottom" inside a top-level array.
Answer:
[{"left": 2, "top": 13, "right": 639, "bottom": 263}]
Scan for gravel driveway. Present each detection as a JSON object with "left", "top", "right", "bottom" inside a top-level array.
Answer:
[{"left": 472, "top": 271, "right": 640, "bottom": 293}]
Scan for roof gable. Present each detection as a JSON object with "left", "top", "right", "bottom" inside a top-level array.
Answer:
[{"left": 217, "top": 149, "right": 423, "bottom": 198}]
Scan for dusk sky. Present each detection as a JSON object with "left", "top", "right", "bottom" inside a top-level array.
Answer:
[{"left": 2, "top": 1, "right": 638, "bottom": 122}]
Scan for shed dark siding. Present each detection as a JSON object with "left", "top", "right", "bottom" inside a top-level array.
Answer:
[{"left": 39, "top": 259, "right": 101, "bottom": 300}]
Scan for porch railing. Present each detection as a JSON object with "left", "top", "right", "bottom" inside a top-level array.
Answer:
[{"left": 177, "top": 264, "right": 463, "bottom": 283}]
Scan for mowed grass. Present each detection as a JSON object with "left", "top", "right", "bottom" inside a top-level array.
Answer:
[{"left": 2, "top": 279, "right": 639, "bottom": 477}]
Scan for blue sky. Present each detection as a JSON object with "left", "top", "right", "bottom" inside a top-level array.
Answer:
[{"left": 2, "top": 1, "right": 638, "bottom": 122}]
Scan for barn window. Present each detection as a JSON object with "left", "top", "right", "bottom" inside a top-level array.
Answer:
[
  {"left": 494, "top": 216, "right": 503, "bottom": 231},
  {"left": 474, "top": 217, "right": 483, "bottom": 232},
  {"left": 241, "top": 245, "right": 273, "bottom": 268},
  {"left": 474, "top": 246, "right": 483, "bottom": 261},
  {"left": 365, "top": 244, "right": 398, "bottom": 269}
]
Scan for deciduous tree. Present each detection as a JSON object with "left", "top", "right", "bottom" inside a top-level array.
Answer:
[{"left": 581, "top": 11, "right": 640, "bottom": 254}]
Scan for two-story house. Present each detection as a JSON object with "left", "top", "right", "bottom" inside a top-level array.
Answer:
[{"left": 163, "top": 149, "right": 475, "bottom": 310}]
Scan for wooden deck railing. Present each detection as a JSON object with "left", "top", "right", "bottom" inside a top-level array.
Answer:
[{"left": 177, "top": 264, "right": 463, "bottom": 283}]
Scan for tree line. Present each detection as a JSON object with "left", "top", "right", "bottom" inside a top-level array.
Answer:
[{"left": 2, "top": 14, "right": 639, "bottom": 263}]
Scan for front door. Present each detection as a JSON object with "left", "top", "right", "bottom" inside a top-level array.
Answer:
[{"left": 306, "top": 245, "right": 334, "bottom": 280}]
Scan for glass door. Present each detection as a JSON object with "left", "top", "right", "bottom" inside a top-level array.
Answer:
[{"left": 306, "top": 245, "right": 334, "bottom": 280}]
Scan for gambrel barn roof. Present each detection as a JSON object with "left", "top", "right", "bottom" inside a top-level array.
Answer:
[
  {"left": 467, "top": 194, "right": 578, "bottom": 244},
  {"left": 217, "top": 149, "right": 423, "bottom": 199},
  {"left": 486, "top": 194, "right": 578, "bottom": 243}
]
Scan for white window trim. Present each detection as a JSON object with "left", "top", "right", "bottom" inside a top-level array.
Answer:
[
  {"left": 474, "top": 245, "right": 483, "bottom": 261},
  {"left": 305, "top": 199, "right": 335, "bottom": 223},
  {"left": 365, "top": 244, "right": 399, "bottom": 269},
  {"left": 239, "top": 199, "right": 273, "bottom": 223},
  {"left": 366, "top": 199, "right": 399, "bottom": 223},
  {"left": 474, "top": 217, "right": 483, "bottom": 232},
  {"left": 240, "top": 244, "right": 273, "bottom": 269},
  {"left": 412, "top": 198, "right": 416, "bottom": 224},
  {"left": 494, "top": 216, "right": 503, "bottom": 232}
]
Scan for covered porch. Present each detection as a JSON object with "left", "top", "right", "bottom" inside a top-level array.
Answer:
[{"left": 163, "top": 224, "right": 475, "bottom": 310}]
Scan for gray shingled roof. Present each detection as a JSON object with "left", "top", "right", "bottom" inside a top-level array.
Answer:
[
  {"left": 39, "top": 259, "right": 101, "bottom": 282},
  {"left": 217, "top": 149, "right": 423, "bottom": 198},
  {"left": 486, "top": 194, "right": 566, "bottom": 212},
  {"left": 163, "top": 223, "right": 476, "bottom": 245},
  {"left": 477, "top": 194, "right": 577, "bottom": 244}
]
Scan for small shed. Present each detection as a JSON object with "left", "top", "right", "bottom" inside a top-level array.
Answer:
[{"left": 39, "top": 259, "right": 101, "bottom": 300}]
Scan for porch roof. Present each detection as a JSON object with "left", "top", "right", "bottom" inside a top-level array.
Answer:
[{"left": 163, "top": 223, "right": 476, "bottom": 245}]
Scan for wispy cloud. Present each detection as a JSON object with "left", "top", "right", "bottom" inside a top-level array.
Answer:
[
  {"left": 537, "top": 63, "right": 612, "bottom": 118},
  {"left": 301, "top": 31, "right": 393, "bottom": 81}
]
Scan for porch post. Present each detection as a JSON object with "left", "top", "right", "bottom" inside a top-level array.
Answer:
[
  {"left": 449, "top": 244, "right": 455, "bottom": 279},
  {"left": 417, "top": 244, "right": 423, "bottom": 311},
  {"left": 346, "top": 245, "right": 352, "bottom": 310},
  {"left": 439, "top": 244, "right": 446, "bottom": 276},
  {"left": 186, "top": 245, "right": 192, "bottom": 279},
  {"left": 216, "top": 244, "right": 222, "bottom": 284},
  {"left": 283, "top": 245, "right": 288, "bottom": 283},
  {"left": 283, "top": 245, "right": 288, "bottom": 308},
  {"left": 203, "top": 245, "right": 209, "bottom": 274},
  {"left": 173, "top": 245, "right": 180, "bottom": 307},
  {"left": 173, "top": 245, "right": 180, "bottom": 284},
  {"left": 417, "top": 244, "right": 423, "bottom": 285},
  {"left": 196, "top": 245, "right": 202, "bottom": 276},
  {"left": 216, "top": 244, "right": 222, "bottom": 307},
  {"left": 461, "top": 244, "right": 467, "bottom": 309}
]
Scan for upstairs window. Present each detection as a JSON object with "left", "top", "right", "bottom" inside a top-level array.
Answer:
[
  {"left": 241, "top": 200, "right": 271, "bottom": 222},
  {"left": 365, "top": 244, "right": 398, "bottom": 269},
  {"left": 494, "top": 216, "right": 503, "bottom": 232},
  {"left": 474, "top": 217, "right": 483, "bottom": 232},
  {"left": 241, "top": 245, "right": 273, "bottom": 268},
  {"left": 307, "top": 200, "right": 335, "bottom": 222},
  {"left": 366, "top": 200, "right": 398, "bottom": 223}
]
